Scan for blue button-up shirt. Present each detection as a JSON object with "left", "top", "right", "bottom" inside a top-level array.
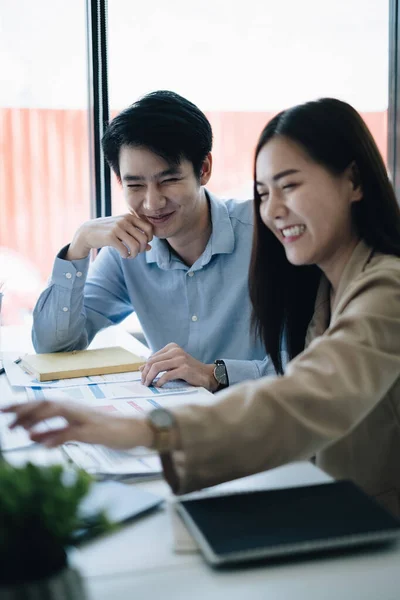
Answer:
[{"left": 32, "top": 192, "right": 275, "bottom": 385}]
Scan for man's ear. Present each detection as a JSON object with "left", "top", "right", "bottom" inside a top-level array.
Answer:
[
  {"left": 348, "top": 161, "right": 363, "bottom": 203},
  {"left": 200, "top": 153, "right": 212, "bottom": 186}
]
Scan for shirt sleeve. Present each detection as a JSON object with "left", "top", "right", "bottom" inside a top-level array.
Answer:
[
  {"left": 161, "top": 266, "right": 400, "bottom": 495},
  {"left": 223, "top": 354, "right": 283, "bottom": 385},
  {"left": 32, "top": 246, "right": 134, "bottom": 352}
]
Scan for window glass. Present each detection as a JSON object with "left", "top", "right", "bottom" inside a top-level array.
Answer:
[
  {"left": 108, "top": 0, "right": 388, "bottom": 212},
  {"left": 0, "top": 0, "right": 90, "bottom": 325}
]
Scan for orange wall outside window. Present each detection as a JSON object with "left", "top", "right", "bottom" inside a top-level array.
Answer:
[{"left": 0, "top": 107, "right": 388, "bottom": 324}]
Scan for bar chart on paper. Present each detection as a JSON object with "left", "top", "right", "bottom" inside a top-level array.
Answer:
[{"left": 26, "top": 380, "right": 197, "bottom": 405}]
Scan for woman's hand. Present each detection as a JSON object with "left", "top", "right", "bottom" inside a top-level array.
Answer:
[{"left": 1, "top": 401, "right": 154, "bottom": 449}]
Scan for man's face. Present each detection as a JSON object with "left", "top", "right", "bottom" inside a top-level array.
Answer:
[{"left": 119, "top": 146, "right": 210, "bottom": 242}]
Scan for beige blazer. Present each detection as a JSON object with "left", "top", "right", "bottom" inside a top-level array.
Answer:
[{"left": 168, "top": 241, "right": 400, "bottom": 515}]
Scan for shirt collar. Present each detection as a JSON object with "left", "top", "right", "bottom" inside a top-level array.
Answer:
[
  {"left": 145, "top": 237, "right": 172, "bottom": 268},
  {"left": 207, "top": 190, "right": 235, "bottom": 256},
  {"left": 145, "top": 190, "right": 235, "bottom": 269}
]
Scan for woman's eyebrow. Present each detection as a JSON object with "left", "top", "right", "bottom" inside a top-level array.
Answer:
[{"left": 256, "top": 168, "right": 300, "bottom": 187}]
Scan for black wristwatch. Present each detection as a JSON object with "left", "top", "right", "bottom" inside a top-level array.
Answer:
[{"left": 213, "top": 359, "right": 229, "bottom": 390}]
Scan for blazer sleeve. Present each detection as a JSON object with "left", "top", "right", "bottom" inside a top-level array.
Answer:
[{"left": 165, "top": 266, "right": 400, "bottom": 494}]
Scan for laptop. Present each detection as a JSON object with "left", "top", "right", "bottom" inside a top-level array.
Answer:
[{"left": 176, "top": 480, "right": 400, "bottom": 567}]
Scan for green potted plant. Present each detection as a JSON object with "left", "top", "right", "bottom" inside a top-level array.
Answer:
[{"left": 0, "top": 460, "right": 111, "bottom": 598}]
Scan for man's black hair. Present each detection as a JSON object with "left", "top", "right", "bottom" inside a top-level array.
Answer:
[{"left": 102, "top": 90, "right": 213, "bottom": 181}]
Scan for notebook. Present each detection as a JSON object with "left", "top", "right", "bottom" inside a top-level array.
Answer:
[
  {"left": 20, "top": 346, "right": 145, "bottom": 382},
  {"left": 176, "top": 480, "right": 400, "bottom": 567}
]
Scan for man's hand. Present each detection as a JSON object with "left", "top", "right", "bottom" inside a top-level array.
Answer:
[
  {"left": 140, "top": 343, "right": 219, "bottom": 391},
  {"left": 66, "top": 212, "right": 154, "bottom": 260},
  {"left": 1, "top": 401, "right": 154, "bottom": 449}
]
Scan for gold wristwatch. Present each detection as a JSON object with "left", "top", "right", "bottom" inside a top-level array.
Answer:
[{"left": 147, "top": 408, "right": 176, "bottom": 453}]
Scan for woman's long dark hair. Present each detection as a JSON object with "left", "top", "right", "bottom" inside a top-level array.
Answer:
[{"left": 250, "top": 98, "right": 400, "bottom": 375}]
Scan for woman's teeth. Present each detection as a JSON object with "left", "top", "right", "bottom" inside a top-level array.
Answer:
[{"left": 282, "top": 225, "right": 306, "bottom": 237}]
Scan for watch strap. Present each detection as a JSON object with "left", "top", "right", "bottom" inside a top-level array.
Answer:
[
  {"left": 147, "top": 409, "right": 176, "bottom": 453},
  {"left": 213, "top": 359, "right": 229, "bottom": 390},
  {"left": 151, "top": 428, "right": 174, "bottom": 453}
]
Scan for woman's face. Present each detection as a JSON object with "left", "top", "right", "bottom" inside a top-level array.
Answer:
[{"left": 256, "top": 135, "right": 362, "bottom": 282}]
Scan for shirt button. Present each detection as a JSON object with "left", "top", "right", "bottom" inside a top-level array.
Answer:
[
  {"left": 188, "top": 271, "right": 194, "bottom": 277},
  {"left": 65, "top": 273, "right": 72, "bottom": 279},
  {"left": 76, "top": 271, "right": 83, "bottom": 278},
  {"left": 191, "top": 315, "right": 198, "bottom": 322},
  {"left": 62, "top": 307, "right": 69, "bottom": 312}
]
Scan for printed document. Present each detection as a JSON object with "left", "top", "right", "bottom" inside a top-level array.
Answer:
[{"left": 25, "top": 379, "right": 197, "bottom": 403}]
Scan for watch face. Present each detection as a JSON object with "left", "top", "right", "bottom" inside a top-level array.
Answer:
[
  {"left": 150, "top": 408, "right": 174, "bottom": 429},
  {"left": 214, "top": 363, "right": 228, "bottom": 385}
]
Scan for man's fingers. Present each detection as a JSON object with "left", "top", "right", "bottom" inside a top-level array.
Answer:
[
  {"left": 112, "top": 238, "right": 135, "bottom": 259},
  {"left": 115, "top": 222, "right": 153, "bottom": 258},
  {"left": 143, "top": 358, "right": 180, "bottom": 386},
  {"left": 144, "top": 345, "right": 180, "bottom": 367},
  {"left": 140, "top": 365, "right": 149, "bottom": 382},
  {"left": 151, "top": 343, "right": 179, "bottom": 357},
  {"left": 145, "top": 346, "right": 174, "bottom": 362},
  {"left": 141, "top": 345, "right": 184, "bottom": 384},
  {"left": 126, "top": 212, "right": 154, "bottom": 241},
  {"left": 124, "top": 223, "right": 151, "bottom": 254},
  {"left": 141, "top": 348, "right": 176, "bottom": 382},
  {"left": 154, "top": 369, "right": 182, "bottom": 388},
  {"left": 115, "top": 227, "right": 141, "bottom": 258}
]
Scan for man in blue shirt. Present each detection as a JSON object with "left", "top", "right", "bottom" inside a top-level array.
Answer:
[{"left": 32, "top": 91, "right": 274, "bottom": 391}]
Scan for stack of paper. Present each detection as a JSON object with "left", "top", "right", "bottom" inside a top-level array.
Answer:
[
  {"left": 63, "top": 443, "right": 163, "bottom": 482},
  {"left": 46, "top": 393, "right": 198, "bottom": 482},
  {"left": 1, "top": 353, "right": 208, "bottom": 480}
]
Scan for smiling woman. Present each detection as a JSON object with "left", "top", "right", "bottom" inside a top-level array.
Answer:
[
  {"left": 256, "top": 137, "right": 362, "bottom": 285},
  {"left": 249, "top": 98, "right": 400, "bottom": 375}
]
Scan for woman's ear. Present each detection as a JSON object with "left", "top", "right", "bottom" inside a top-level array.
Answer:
[{"left": 348, "top": 161, "right": 363, "bottom": 203}]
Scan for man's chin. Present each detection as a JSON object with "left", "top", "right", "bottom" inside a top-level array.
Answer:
[
  {"left": 154, "top": 232, "right": 169, "bottom": 240},
  {"left": 152, "top": 226, "right": 177, "bottom": 241},
  {"left": 152, "top": 220, "right": 181, "bottom": 241}
]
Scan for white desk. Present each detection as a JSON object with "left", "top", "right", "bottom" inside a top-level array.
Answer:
[
  {"left": 1, "top": 325, "right": 400, "bottom": 600},
  {"left": 76, "top": 465, "right": 400, "bottom": 600}
]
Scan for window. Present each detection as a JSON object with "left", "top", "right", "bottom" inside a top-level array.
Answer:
[
  {"left": 0, "top": 0, "right": 90, "bottom": 325},
  {"left": 108, "top": 0, "right": 388, "bottom": 212},
  {"left": 0, "top": 0, "right": 390, "bottom": 330}
]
